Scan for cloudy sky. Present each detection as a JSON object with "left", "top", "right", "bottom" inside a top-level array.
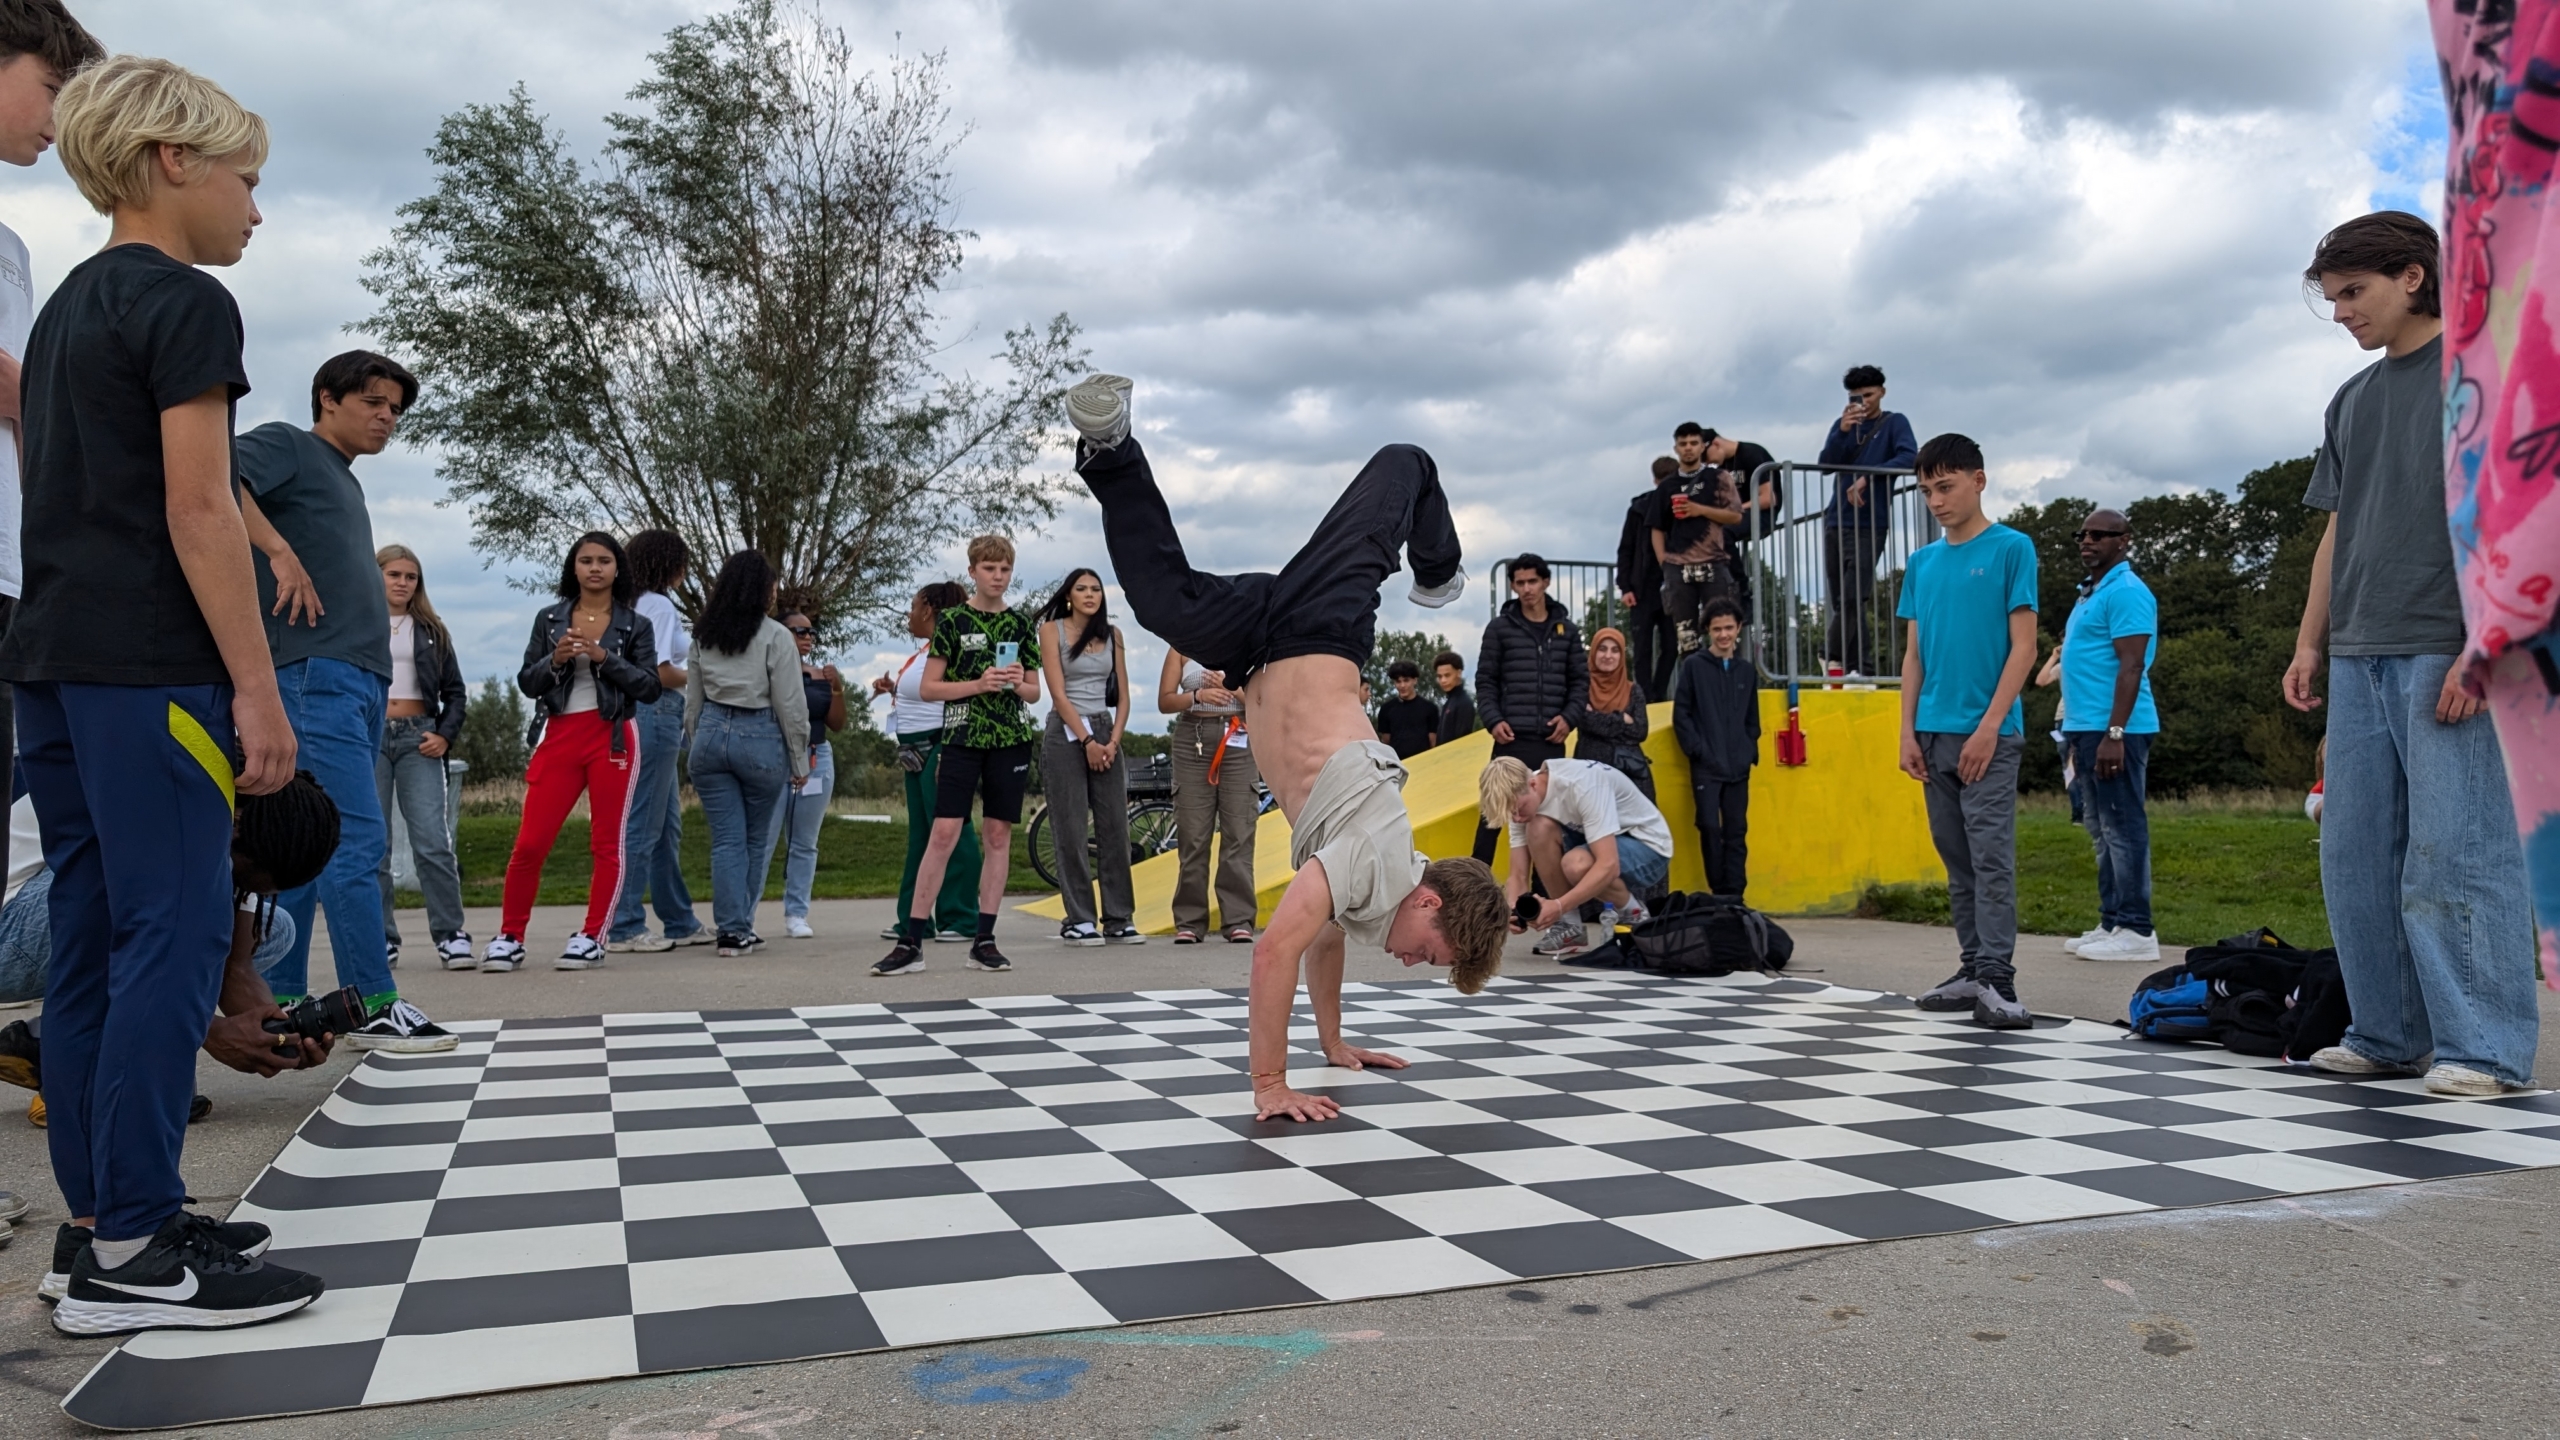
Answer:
[{"left": 5, "top": 1, "right": 2438, "bottom": 729}]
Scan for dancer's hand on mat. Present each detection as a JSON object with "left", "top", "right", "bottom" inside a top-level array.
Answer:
[
  {"left": 1325, "top": 1042, "right": 1407, "bottom": 1074},
  {"left": 1490, "top": 721, "right": 1516, "bottom": 744},
  {"left": 1254, "top": 1083, "right": 1341, "bottom": 1123},
  {"left": 1899, "top": 732, "right": 1927, "bottom": 783}
]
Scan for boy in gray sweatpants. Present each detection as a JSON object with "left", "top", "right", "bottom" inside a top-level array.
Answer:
[{"left": 1894, "top": 434, "right": 2040, "bottom": 1029}]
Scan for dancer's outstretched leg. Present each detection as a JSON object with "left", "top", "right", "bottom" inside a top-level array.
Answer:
[
  {"left": 1263, "top": 443, "right": 1466, "bottom": 671},
  {"left": 1072, "top": 419, "right": 1272, "bottom": 683}
]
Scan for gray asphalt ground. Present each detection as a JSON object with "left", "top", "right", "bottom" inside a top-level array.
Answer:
[{"left": 1, "top": 899, "right": 2555, "bottom": 1438}]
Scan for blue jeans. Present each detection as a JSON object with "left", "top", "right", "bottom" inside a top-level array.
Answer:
[
  {"left": 609, "top": 691, "right": 703, "bottom": 942},
  {"left": 2066, "top": 732, "right": 2152, "bottom": 934},
  {"left": 780, "top": 743, "right": 834, "bottom": 920},
  {"left": 2325, "top": 654, "right": 2538, "bottom": 1084},
  {"left": 19, "top": 682, "right": 236, "bottom": 1241},
  {"left": 269, "top": 658, "right": 393, "bottom": 1005},
  {"left": 691, "top": 703, "right": 792, "bottom": 938},
  {"left": 0, "top": 870, "right": 301, "bottom": 1003},
  {"left": 377, "top": 716, "right": 466, "bottom": 944}
]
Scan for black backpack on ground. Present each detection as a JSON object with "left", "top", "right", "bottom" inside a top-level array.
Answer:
[
  {"left": 2121, "top": 927, "right": 2347, "bottom": 1057},
  {"left": 1622, "top": 892, "right": 1793, "bottom": 977}
]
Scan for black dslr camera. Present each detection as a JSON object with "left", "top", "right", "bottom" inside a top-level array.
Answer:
[{"left": 263, "top": 985, "right": 367, "bottom": 1055}]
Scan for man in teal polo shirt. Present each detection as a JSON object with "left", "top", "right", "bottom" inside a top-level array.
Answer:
[
  {"left": 1896, "top": 433, "right": 2040, "bottom": 1029},
  {"left": 2058, "top": 510, "right": 2160, "bottom": 962}
]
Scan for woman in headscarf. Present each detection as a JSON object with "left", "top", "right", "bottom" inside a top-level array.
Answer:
[{"left": 1573, "top": 626, "right": 1655, "bottom": 800}]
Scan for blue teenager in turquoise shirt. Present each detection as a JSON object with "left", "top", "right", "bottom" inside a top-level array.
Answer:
[{"left": 1898, "top": 508, "right": 2039, "bottom": 736}]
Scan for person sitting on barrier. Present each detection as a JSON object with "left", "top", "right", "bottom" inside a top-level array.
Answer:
[
  {"left": 1063, "top": 373, "right": 1509, "bottom": 1123},
  {"left": 1480, "top": 754, "right": 1672, "bottom": 961}
]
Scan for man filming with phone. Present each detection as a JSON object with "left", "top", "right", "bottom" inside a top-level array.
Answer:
[{"left": 1818, "top": 364, "right": 1919, "bottom": 675}]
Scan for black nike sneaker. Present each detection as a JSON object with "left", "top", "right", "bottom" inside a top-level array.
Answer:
[
  {"left": 40, "top": 1211, "right": 273, "bottom": 1304},
  {"left": 51, "top": 1212, "right": 315, "bottom": 1334}
]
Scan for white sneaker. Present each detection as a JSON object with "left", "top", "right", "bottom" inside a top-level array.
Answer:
[
  {"left": 1620, "top": 897, "right": 1650, "bottom": 928},
  {"left": 606, "top": 933, "right": 675, "bottom": 954},
  {"left": 1065, "top": 373, "right": 1132, "bottom": 450},
  {"left": 437, "top": 933, "right": 476, "bottom": 970},
  {"left": 2424, "top": 1063, "right": 2512, "bottom": 1097},
  {"left": 2307, "top": 1045, "right": 2415, "bottom": 1077},
  {"left": 785, "top": 917, "right": 815, "bottom": 939},
  {"left": 1530, "top": 920, "right": 1586, "bottom": 957},
  {"left": 556, "top": 933, "right": 607, "bottom": 970},
  {"left": 2063, "top": 926, "right": 2111, "bottom": 955},
  {"left": 480, "top": 935, "right": 526, "bottom": 973},
  {"left": 2075, "top": 929, "right": 2160, "bottom": 963},
  {"left": 1409, "top": 571, "right": 1466, "bottom": 609}
]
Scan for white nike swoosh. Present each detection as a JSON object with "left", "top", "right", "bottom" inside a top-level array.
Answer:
[{"left": 92, "top": 1269, "right": 199, "bottom": 1301}]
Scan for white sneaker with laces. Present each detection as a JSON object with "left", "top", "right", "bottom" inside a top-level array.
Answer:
[
  {"left": 1065, "top": 373, "right": 1133, "bottom": 451},
  {"left": 607, "top": 933, "right": 675, "bottom": 953},
  {"left": 2063, "top": 926, "right": 2112, "bottom": 955},
  {"left": 437, "top": 933, "right": 476, "bottom": 970},
  {"left": 480, "top": 935, "right": 526, "bottom": 973},
  {"left": 2306, "top": 1045, "right": 2414, "bottom": 1077},
  {"left": 1620, "top": 897, "right": 1651, "bottom": 928},
  {"left": 2075, "top": 929, "right": 2159, "bottom": 962},
  {"left": 785, "top": 917, "right": 815, "bottom": 939},
  {"left": 1530, "top": 920, "right": 1586, "bottom": 957},
  {"left": 556, "top": 933, "right": 607, "bottom": 970}
]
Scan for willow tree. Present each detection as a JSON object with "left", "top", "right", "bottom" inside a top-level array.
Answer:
[{"left": 362, "top": 0, "right": 1081, "bottom": 636}]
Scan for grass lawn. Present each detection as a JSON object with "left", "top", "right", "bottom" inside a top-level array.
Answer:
[
  {"left": 1860, "top": 796, "right": 2332, "bottom": 950},
  {"left": 410, "top": 810, "right": 1047, "bottom": 911}
]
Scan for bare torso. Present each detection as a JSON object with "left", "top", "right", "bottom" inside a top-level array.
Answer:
[{"left": 1243, "top": 655, "right": 1377, "bottom": 819}]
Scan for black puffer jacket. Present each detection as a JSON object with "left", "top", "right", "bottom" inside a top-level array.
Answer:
[
  {"left": 1476, "top": 600, "right": 1587, "bottom": 738},
  {"left": 517, "top": 598, "right": 663, "bottom": 752}
]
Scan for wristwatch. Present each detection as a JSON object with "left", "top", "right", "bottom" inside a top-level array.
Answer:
[{"left": 2105, "top": 725, "right": 2126, "bottom": 740}]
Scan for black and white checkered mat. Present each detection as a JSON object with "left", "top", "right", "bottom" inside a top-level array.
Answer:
[{"left": 60, "top": 974, "right": 2560, "bottom": 1428}]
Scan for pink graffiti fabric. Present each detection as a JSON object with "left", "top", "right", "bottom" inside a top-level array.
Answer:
[{"left": 2437, "top": 0, "right": 2560, "bottom": 986}]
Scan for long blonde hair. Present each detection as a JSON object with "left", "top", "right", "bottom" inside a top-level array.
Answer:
[{"left": 377, "top": 544, "right": 451, "bottom": 651}]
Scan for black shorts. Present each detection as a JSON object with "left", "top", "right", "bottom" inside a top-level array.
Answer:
[{"left": 935, "top": 741, "right": 1034, "bottom": 825}]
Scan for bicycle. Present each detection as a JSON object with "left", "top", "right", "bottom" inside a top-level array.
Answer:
[{"left": 1026, "top": 753, "right": 1181, "bottom": 890}]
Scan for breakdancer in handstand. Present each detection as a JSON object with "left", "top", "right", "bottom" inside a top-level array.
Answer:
[{"left": 1066, "top": 376, "right": 1509, "bottom": 1123}]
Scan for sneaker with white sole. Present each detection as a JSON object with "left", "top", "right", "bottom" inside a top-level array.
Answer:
[
  {"left": 969, "top": 940, "right": 1013, "bottom": 973},
  {"left": 1530, "top": 920, "right": 1587, "bottom": 957},
  {"left": 1620, "top": 897, "right": 1651, "bottom": 928},
  {"left": 437, "top": 933, "right": 476, "bottom": 969},
  {"left": 2062, "top": 926, "right": 2112, "bottom": 955},
  {"left": 556, "top": 933, "right": 606, "bottom": 970},
  {"left": 384, "top": 941, "right": 399, "bottom": 970},
  {"left": 872, "top": 941, "right": 925, "bottom": 977},
  {"left": 480, "top": 935, "right": 526, "bottom": 972},
  {"left": 1060, "top": 922, "right": 1103, "bottom": 947},
  {"left": 935, "top": 929, "right": 974, "bottom": 944},
  {"left": 53, "top": 1212, "right": 322, "bottom": 1336},
  {"left": 2424, "top": 1063, "right": 2511, "bottom": 1097},
  {"left": 669, "top": 929, "right": 715, "bottom": 948},
  {"left": 1409, "top": 571, "right": 1466, "bottom": 610},
  {"left": 345, "top": 999, "right": 459, "bottom": 1053},
  {"left": 606, "top": 933, "right": 675, "bottom": 954},
  {"left": 1914, "top": 971, "right": 1983, "bottom": 1012},
  {"left": 878, "top": 922, "right": 904, "bottom": 941},
  {"left": 41, "top": 1216, "right": 269, "bottom": 1305},
  {"left": 2306, "top": 1045, "right": 2417, "bottom": 1077},
  {"left": 2075, "top": 929, "right": 2160, "bottom": 963},
  {"left": 715, "top": 932, "right": 762, "bottom": 957},
  {"left": 1103, "top": 925, "right": 1146, "bottom": 945},
  {"left": 785, "top": 917, "right": 815, "bottom": 939},
  {"left": 1065, "top": 373, "right": 1133, "bottom": 452}
]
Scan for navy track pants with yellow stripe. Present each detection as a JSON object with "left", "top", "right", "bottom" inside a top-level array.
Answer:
[{"left": 19, "top": 681, "right": 235, "bottom": 1242}]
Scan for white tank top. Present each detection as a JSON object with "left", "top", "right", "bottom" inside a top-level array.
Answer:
[{"left": 388, "top": 616, "right": 422, "bottom": 700}]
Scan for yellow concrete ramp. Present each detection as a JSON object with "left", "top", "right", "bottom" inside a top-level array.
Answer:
[{"left": 1018, "top": 689, "right": 1941, "bottom": 930}]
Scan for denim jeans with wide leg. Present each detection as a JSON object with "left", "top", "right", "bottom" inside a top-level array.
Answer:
[
  {"left": 780, "top": 743, "right": 835, "bottom": 921},
  {"left": 377, "top": 716, "right": 467, "bottom": 945},
  {"left": 609, "top": 690, "right": 704, "bottom": 943},
  {"left": 270, "top": 657, "right": 395, "bottom": 1006},
  {"left": 691, "top": 703, "right": 792, "bottom": 939},
  {"left": 2324, "top": 654, "right": 2538, "bottom": 1084},
  {"left": 2066, "top": 731, "right": 2153, "bottom": 935}
]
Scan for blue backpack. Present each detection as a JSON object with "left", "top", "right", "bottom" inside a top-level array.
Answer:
[{"left": 2127, "top": 966, "right": 2215, "bottom": 1042}]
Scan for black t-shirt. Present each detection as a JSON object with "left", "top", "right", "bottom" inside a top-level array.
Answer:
[
  {"left": 1725, "top": 441, "right": 1779, "bottom": 520},
  {"left": 1648, "top": 465, "right": 1740, "bottom": 564},
  {"left": 0, "top": 245, "right": 249, "bottom": 686},
  {"left": 1375, "top": 693, "right": 1439, "bottom": 758}
]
